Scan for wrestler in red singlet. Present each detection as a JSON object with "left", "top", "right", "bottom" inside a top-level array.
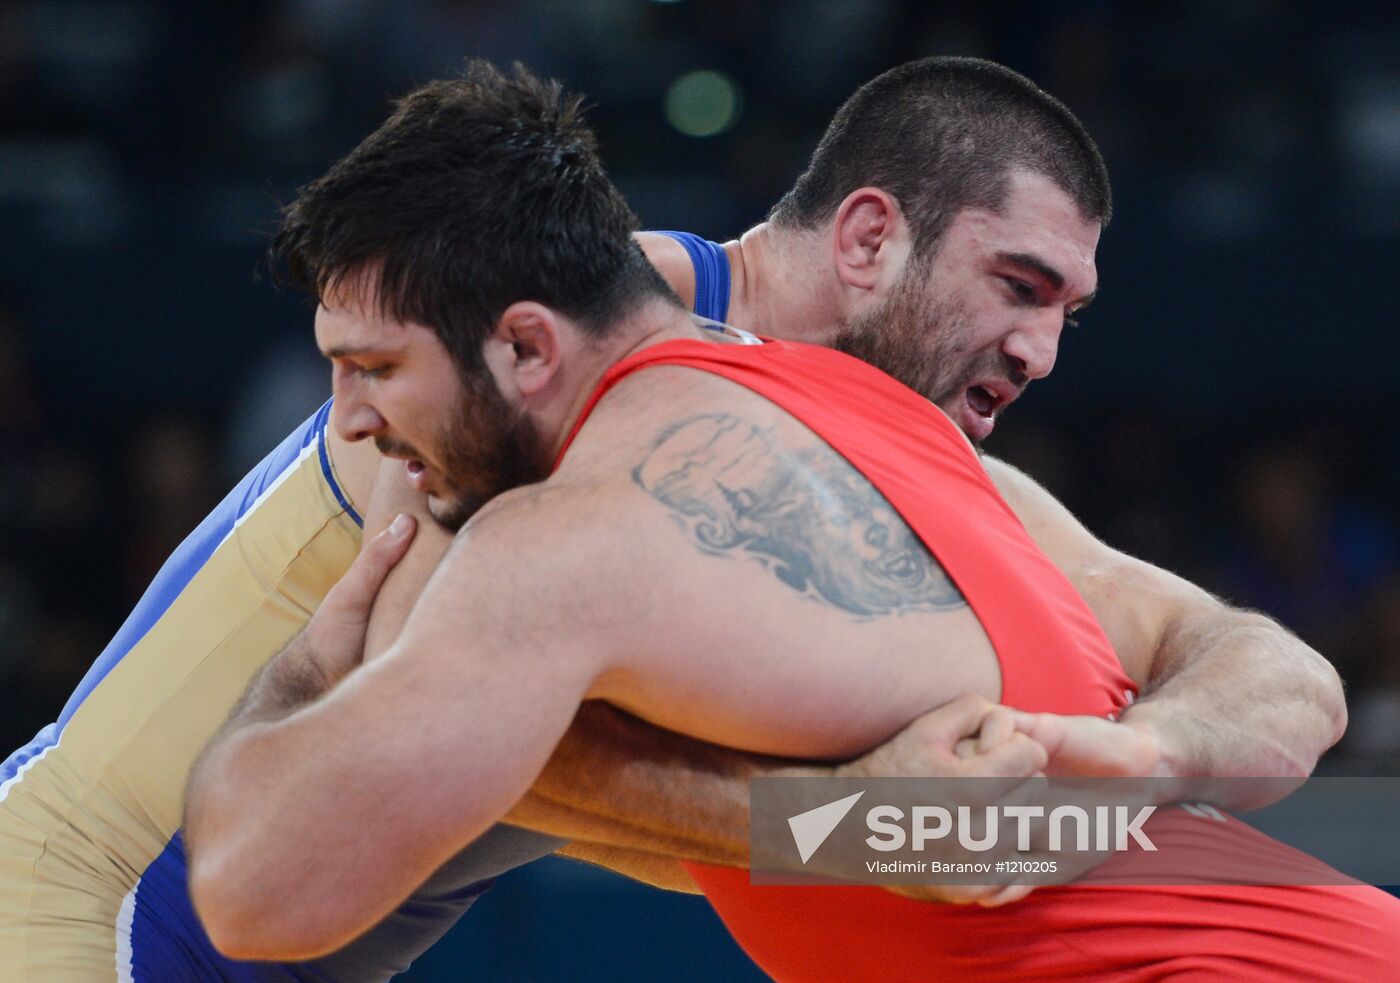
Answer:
[{"left": 563, "top": 335, "right": 1400, "bottom": 982}]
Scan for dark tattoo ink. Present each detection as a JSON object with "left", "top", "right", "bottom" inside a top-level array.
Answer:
[{"left": 632, "top": 414, "right": 966, "bottom": 617}]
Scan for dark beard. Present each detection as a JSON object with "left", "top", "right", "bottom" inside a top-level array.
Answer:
[
  {"left": 430, "top": 370, "right": 549, "bottom": 532},
  {"left": 830, "top": 268, "right": 1024, "bottom": 446},
  {"left": 831, "top": 270, "right": 972, "bottom": 409}
]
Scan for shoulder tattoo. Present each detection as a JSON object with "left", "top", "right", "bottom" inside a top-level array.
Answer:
[{"left": 632, "top": 414, "right": 965, "bottom": 617}]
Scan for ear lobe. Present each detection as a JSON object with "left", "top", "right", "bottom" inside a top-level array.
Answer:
[{"left": 833, "top": 189, "right": 901, "bottom": 290}]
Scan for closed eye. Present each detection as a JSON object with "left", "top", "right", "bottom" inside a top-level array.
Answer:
[{"left": 1003, "top": 277, "right": 1036, "bottom": 303}]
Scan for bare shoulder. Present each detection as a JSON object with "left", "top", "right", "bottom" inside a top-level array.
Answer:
[
  {"left": 454, "top": 478, "right": 658, "bottom": 615},
  {"left": 634, "top": 232, "right": 696, "bottom": 308}
]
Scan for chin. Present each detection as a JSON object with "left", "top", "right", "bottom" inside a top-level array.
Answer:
[{"left": 426, "top": 494, "right": 474, "bottom": 532}]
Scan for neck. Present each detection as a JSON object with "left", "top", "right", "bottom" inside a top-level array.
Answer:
[
  {"left": 537, "top": 298, "right": 698, "bottom": 466},
  {"left": 727, "top": 222, "right": 844, "bottom": 344}
]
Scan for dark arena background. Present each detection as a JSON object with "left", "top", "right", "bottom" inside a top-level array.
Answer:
[{"left": 2, "top": 2, "right": 1399, "bottom": 980}]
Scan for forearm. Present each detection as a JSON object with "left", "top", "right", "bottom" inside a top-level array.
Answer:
[
  {"left": 185, "top": 630, "right": 335, "bottom": 855},
  {"left": 1121, "top": 605, "right": 1345, "bottom": 788},
  {"left": 512, "top": 694, "right": 1034, "bottom": 875},
  {"left": 555, "top": 840, "right": 701, "bottom": 894},
  {"left": 184, "top": 649, "right": 336, "bottom": 957},
  {"left": 982, "top": 457, "right": 1345, "bottom": 792},
  {"left": 361, "top": 460, "right": 452, "bottom": 660},
  {"left": 514, "top": 702, "right": 824, "bottom": 868}
]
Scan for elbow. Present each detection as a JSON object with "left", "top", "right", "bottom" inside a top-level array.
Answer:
[
  {"left": 189, "top": 847, "right": 350, "bottom": 962},
  {"left": 1284, "top": 624, "right": 1349, "bottom": 757},
  {"left": 1238, "top": 611, "right": 1349, "bottom": 766},
  {"left": 1317, "top": 659, "right": 1349, "bottom": 753},
  {"left": 1283, "top": 645, "right": 1347, "bottom": 775}
]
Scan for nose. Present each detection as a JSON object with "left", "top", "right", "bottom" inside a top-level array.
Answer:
[
  {"left": 1001, "top": 311, "right": 1064, "bottom": 381},
  {"left": 330, "top": 371, "right": 384, "bottom": 442}
]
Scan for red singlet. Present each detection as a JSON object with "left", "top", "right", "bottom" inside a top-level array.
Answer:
[{"left": 559, "top": 336, "right": 1400, "bottom": 981}]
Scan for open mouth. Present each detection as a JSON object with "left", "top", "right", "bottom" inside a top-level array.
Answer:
[
  {"left": 955, "top": 381, "right": 1018, "bottom": 442},
  {"left": 966, "top": 385, "right": 1001, "bottom": 419},
  {"left": 403, "top": 457, "right": 436, "bottom": 494}
]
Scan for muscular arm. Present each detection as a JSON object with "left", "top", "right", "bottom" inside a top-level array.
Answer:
[
  {"left": 353, "top": 457, "right": 1040, "bottom": 890},
  {"left": 319, "top": 436, "right": 1338, "bottom": 913},
  {"left": 982, "top": 456, "right": 1346, "bottom": 787},
  {"left": 189, "top": 469, "right": 1051, "bottom": 957},
  {"left": 188, "top": 488, "right": 612, "bottom": 959},
  {"left": 353, "top": 459, "right": 784, "bottom": 878},
  {"left": 185, "top": 513, "right": 420, "bottom": 957}
]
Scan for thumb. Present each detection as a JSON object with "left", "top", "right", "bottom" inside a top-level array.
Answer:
[{"left": 327, "top": 513, "right": 418, "bottom": 619}]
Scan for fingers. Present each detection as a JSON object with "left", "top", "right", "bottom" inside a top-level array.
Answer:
[
  {"left": 329, "top": 513, "right": 418, "bottom": 617},
  {"left": 955, "top": 706, "right": 1037, "bottom": 767},
  {"left": 1011, "top": 712, "right": 1162, "bottom": 778},
  {"left": 978, "top": 706, "right": 1017, "bottom": 752},
  {"left": 1011, "top": 710, "right": 1056, "bottom": 746},
  {"left": 905, "top": 693, "right": 997, "bottom": 747},
  {"left": 975, "top": 733, "right": 1049, "bottom": 778}
]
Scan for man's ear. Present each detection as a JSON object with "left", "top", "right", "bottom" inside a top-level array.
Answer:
[
  {"left": 831, "top": 187, "right": 909, "bottom": 291},
  {"left": 486, "top": 301, "right": 563, "bottom": 398}
]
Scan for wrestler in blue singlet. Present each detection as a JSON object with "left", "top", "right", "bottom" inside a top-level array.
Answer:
[
  {"left": 0, "top": 401, "right": 560, "bottom": 982},
  {"left": 0, "top": 233, "right": 728, "bottom": 982}
]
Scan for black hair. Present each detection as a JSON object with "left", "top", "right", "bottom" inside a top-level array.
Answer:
[
  {"left": 272, "top": 60, "right": 677, "bottom": 373},
  {"left": 770, "top": 57, "right": 1112, "bottom": 255}
]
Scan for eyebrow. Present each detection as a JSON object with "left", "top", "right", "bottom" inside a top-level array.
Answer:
[
  {"left": 323, "top": 344, "right": 393, "bottom": 359},
  {"left": 996, "top": 251, "right": 1064, "bottom": 290},
  {"left": 995, "top": 251, "right": 1096, "bottom": 309}
]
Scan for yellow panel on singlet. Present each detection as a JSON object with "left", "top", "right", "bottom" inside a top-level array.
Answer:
[{"left": 0, "top": 400, "right": 362, "bottom": 981}]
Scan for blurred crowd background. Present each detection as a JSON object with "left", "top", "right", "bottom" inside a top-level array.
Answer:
[{"left": 1, "top": 1, "right": 1398, "bottom": 979}]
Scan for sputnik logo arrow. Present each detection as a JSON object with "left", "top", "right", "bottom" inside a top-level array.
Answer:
[{"left": 787, "top": 790, "right": 865, "bottom": 863}]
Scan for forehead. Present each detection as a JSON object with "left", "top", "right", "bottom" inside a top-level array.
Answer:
[
  {"left": 313, "top": 276, "right": 435, "bottom": 355},
  {"left": 944, "top": 170, "right": 1100, "bottom": 294}
]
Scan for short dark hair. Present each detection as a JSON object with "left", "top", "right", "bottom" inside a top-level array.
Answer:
[
  {"left": 272, "top": 60, "right": 677, "bottom": 374},
  {"left": 770, "top": 57, "right": 1112, "bottom": 255}
]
